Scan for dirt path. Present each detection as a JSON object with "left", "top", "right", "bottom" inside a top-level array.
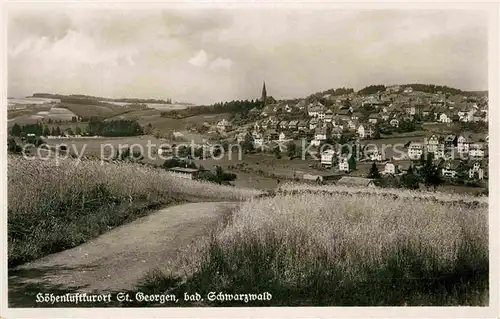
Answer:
[{"left": 8, "top": 202, "right": 238, "bottom": 306}]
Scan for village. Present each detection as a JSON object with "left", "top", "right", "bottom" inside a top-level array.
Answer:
[{"left": 198, "top": 83, "right": 489, "bottom": 190}]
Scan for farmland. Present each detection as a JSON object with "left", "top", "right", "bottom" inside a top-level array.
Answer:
[
  {"left": 131, "top": 189, "right": 488, "bottom": 306},
  {"left": 7, "top": 155, "right": 261, "bottom": 267}
]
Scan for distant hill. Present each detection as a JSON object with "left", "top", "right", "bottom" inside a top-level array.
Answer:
[
  {"left": 356, "top": 84, "right": 487, "bottom": 96},
  {"left": 31, "top": 93, "right": 174, "bottom": 105}
]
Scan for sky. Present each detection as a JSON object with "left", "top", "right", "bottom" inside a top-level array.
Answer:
[{"left": 8, "top": 6, "right": 489, "bottom": 105}]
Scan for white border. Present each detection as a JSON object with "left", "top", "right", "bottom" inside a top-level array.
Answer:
[{"left": 1, "top": 1, "right": 498, "bottom": 318}]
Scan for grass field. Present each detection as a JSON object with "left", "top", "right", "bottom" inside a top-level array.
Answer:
[
  {"left": 132, "top": 190, "right": 488, "bottom": 306},
  {"left": 7, "top": 155, "right": 262, "bottom": 267},
  {"left": 59, "top": 103, "right": 130, "bottom": 119}
]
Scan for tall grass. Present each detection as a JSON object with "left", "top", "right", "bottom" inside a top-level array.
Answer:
[
  {"left": 138, "top": 191, "right": 488, "bottom": 306},
  {"left": 8, "top": 155, "right": 261, "bottom": 266}
]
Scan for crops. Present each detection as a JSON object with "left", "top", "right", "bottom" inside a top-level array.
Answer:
[
  {"left": 277, "top": 182, "right": 488, "bottom": 205},
  {"left": 138, "top": 190, "right": 488, "bottom": 306},
  {"left": 7, "top": 155, "right": 262, "bottom": 266}
]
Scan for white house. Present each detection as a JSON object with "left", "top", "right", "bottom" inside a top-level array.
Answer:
[
  {"left": 338, "top": 156, "right": 350, "bottom": 172},
  {"left": 439, "top": 113, "right": 452, "bottom": 123},
  {"left": 408, "top": 142, "right": 424, "bottom": 160},
  {"left": 469, "top": 162, "right": 484, "bottom": 180},
  {"left": 403, "top": 86, "right": 414, "bottom": 94},
  {"left": 457, "top": 136, "right": 469, "bottom": 154},
  {"left": 216, "top": 119, "right": 231, "bottom": 131},
  {"left": 357, "top": 125, "right": 366, "bottom": 139},
  {"left": 368, "top": 149, "right": 382, "bottom": 161},
  {"left": 383, "top": 162, "right": 399, "bottom": 175},
  {"left": 441, "top": 162, "right": 457, "bottom": 178},
  {"left": 390, "top": 119, "right": 399, "bottom": 127},
  {"left": 253, "top": 135, "right": 264, "bottom": 148},
  {"left": 426, "top": 135, "right": 440, "bottom": 153},
  {"left": 314, "top": 130, "right": 327, "bottom": 141},
  {"left": 469, "top": 144, "right": 484, "bottom": 158},
  {"left": 309, "top": 118, "right": 318, "bottom": 130},
  {"left": 321, "top": 149, "right": 336, "bottom": 167}
]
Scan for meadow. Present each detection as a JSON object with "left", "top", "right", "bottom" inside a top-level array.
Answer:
[
  {"left": 133, "top": 189, "right": 488, "bottom": 306},
  {"left": 7, "top": 155, "right": 261, "bottom": 267}
]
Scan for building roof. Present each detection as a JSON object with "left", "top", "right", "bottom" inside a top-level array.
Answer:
[
  {"left": 335, "top": 176, "right": 375, "bottom": 187},
  {"left": 168, "top": 167, "right": 201, "bottom": 173}
]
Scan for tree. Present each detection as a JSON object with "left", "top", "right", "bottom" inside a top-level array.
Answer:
[
  {"left": 7, "top": 138, "right": 22, "bottom": 154},
  {"left": 55, "top": 126, "right": 61, "bottom": 136},
  {"left": 11, "top": 123, "right": 22, "bottom": 137},
  {"left": 42, "top": 126, "right": 51, "bottom": 137},
  {"left": 420, "top": 153, "right": 442, "bottom": 191},
  {"left": 348, "top": 153, "right": 356, "bottom": 171},
  {"left": 400, "top": 165, "right": 420, "bottom": 189},
  {"left": 240, "top": 133, "right": 255, "bottom": 153},
  {"left": 75, "top": 126, "right": 82, "bottom": 135},
  {"left": 273, "top": 146, "right": 282, "bottom": 159},
  {"left": 286, "top": 141, "right": 297, "bottom": 159},
  {"left": 367, "top": 162, "right": 381, "bottom": 179}
]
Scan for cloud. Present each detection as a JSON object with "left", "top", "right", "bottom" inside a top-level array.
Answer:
[
  {"left": 208, "top": 57, "right": 233, "bottom": 72},
  {"left": 188, "top": 49, "right": 208, "bottom": 67},
  {"left": 7, "top": 7, "right": 488, "bottom": 104}
]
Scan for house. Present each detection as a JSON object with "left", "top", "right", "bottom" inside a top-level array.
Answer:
[
  {"left": 266, "top": 129, "right": 279, "bottom": 141},
  {"left": 469, "top": 144, "right": 485, "bottom": 158},
  {"left": 351, "top": 112, "right": 362, "bottom": 121},
  {"left": 444, "top": 134, "right": 457, "bottom": 147},
  {"left": 438, "top": 113, "right": 452, "bottom": 123},
  {"left": 253, "top": 134, "right": 264, "bottom": 148},
  {"left": 386, "top": 85, "right": 401, "bottom": 93},
  {"left": 216, "top": 119, "right": 231, "bottom": 131},
  {"left": 457, "top": 136, "right": 469, "bottom": 153},
  {"left": 324, "top": 109, "right": 334, "bottom": 123},
  {"left": 314, "top": 128, "right": 327, "bottom": 141},
  {"left": 390, "top": 119, "right": 399, "bottom": 127},
  {"left": 383, "top": 162, "right": 400, "bottom": 175},
  {"left": 434, "top": 145, "right": 446, "bottom": 159},
  {"left": 331, "top": 127, "right": 343, "bottom": 139},
  {"left": 403, "top": 86, "right": 414, "bottom": 94},
  {"left": 338, "top": 156, "right": 350, "bottom": 172},
  {"left": 380, "top": 113, "right": 390, "bottom": 121},
  {"left": 408, "top": 142, "right": 424, "bottom": 160},
  {"left": 334, "top": 176, "right": 376, "bottom": 188},
  {"left": 309, "top": 118, "right": 318, "bottom": 130},
  {"left": 288, "top": 120, "right": 299, "bottom": 130},
  {"left": 278, "top": 121, "right": 287, "bottom": 129},
  {"left": 269, "top": 119, "right": 279, "bottom": 129},
  {"left": 297, "top": 120, "right": 308, "bottom": 131},
  {"left": 367, "top": 113, "right": 379, "bottom": 124},
  {"left": 167, "top": 167, "right": 205, "bottom": 180},
  {"left": 405, "top": 106, "right": 416, "bottom": 115},
  {"left": 261, "top": 120, "right": 269, "bottom": 130},
  {"left": 367, "top": 148, "right": 382, "bottom": 161},
  {"left": 357, "top": 124, "right": 366, "bottom": 139},
  {"left": 321, "top": 149, "right": 336, "bottom": 167},
  {"left": 468, "top": 162, "right": 485, "bottom": 180},
  {"left": 441, "top": 161, "right": 459, "bottom": 178},
  {"left": 426, "top": 135, "right": 440, "bottom": 153}
]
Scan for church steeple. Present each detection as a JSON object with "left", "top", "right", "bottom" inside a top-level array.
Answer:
[{"left": 261, "top": 81, "right": 267, "bottom": 106}]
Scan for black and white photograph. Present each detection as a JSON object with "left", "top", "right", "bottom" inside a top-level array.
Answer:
[{"left": 1, "top": 1, "right": 498, "bottom": 316}]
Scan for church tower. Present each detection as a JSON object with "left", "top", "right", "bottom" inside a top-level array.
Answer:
[{"left": 261, "top": 81, "right": 267, "bottom": 106}]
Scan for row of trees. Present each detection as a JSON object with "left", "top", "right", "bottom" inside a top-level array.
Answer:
[
  {"left": 367, "top": 153, "right": 445, "bottom": 191},
  {"left": 161, "top": 99, "right": 263, "bottom": 119},
  {"left": 10, "top": 123, "right": 85, "bottom": 137},
  {"left": 86, "top": 119, "right": 143, "bottom": 137}
]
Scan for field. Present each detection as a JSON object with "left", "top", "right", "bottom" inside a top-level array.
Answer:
[
  {"left": 59, "top": 103, "right": 131, "bottom": 119},
  {"left": 133, "top": 189, "right": 488, "bottom": 306},
  {"left": 7, "top": 155, "right": 262, "bottom": 267}
]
